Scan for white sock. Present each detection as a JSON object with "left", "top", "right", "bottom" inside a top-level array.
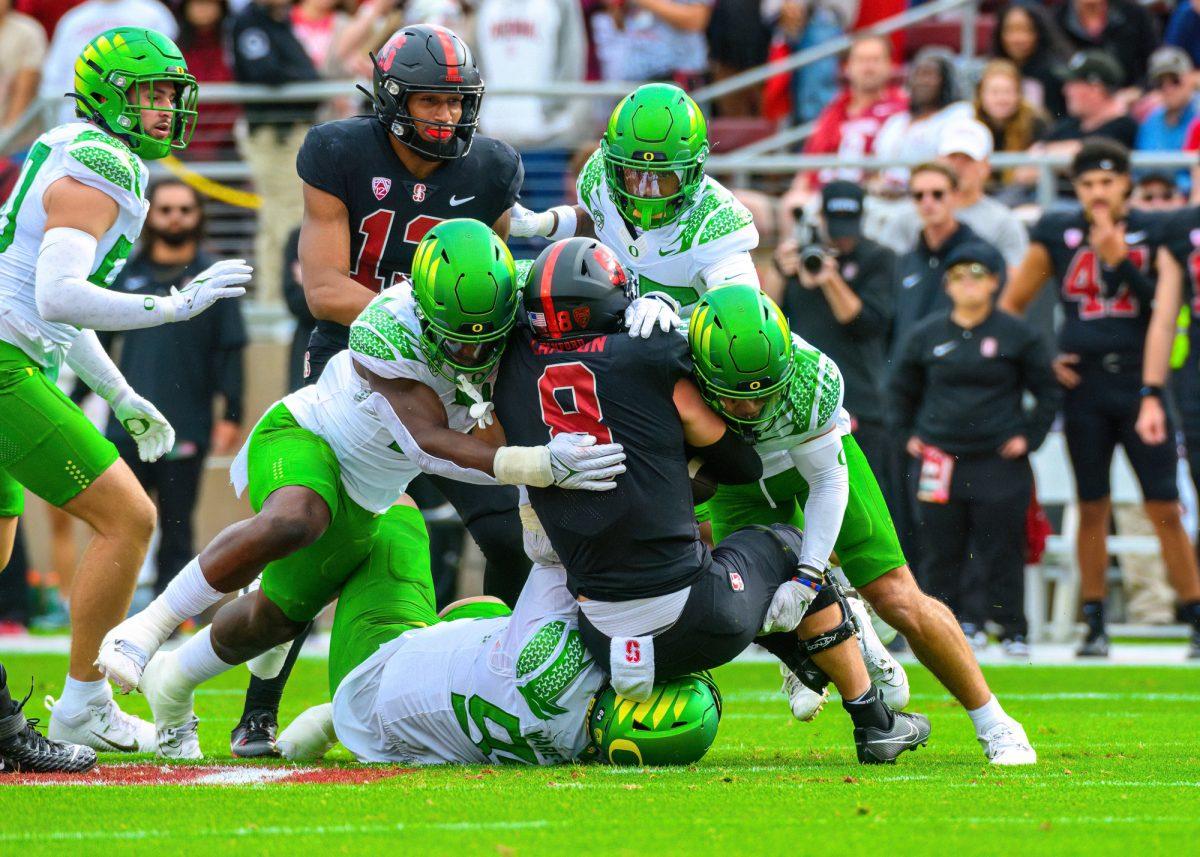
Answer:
[
  {"left": 121, "top": 557, "right": 224, "bottom": 654},
  {"left": 55, "top": 675, "right": 111, "bottom": 719},
  {"left": 967, "top": 694, "right": 1007, "bottom": 737},
  {"left": 173, "top": 626, "right": 235, "bottom": 687}
]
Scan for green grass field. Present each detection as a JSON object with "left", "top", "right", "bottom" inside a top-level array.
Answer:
[{"left": 0, "top": 652, "right": 1196, "bottom": 856}]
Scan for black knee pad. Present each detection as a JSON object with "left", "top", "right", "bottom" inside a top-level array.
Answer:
[{"left": 800, "top": 586, "right": 858, "bottom": 657}]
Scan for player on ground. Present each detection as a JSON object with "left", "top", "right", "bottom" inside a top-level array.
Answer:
[
  {"left": 492, "top": 238, "right": 930, "bottom": 764},
  {"left": 690, "top": 286, "right": 1037, "bottom": 765},
  {"left": 235, "top": 22, "right": 530, "bottom": 755},
  {"left": 1000, "top": 139, "right": 1200, "bottom": 659},
  {"left": 276, "top": 536, "right": 723, "bottom": 767},
  {"left": 0, "top": 27, "right": 250, "bottom": 753},
  {"left": 97, "top": 221, "right": 627, "bottom": 757},
  {"left": 509, "top": 83, "right": 758, "bottom": 317}
]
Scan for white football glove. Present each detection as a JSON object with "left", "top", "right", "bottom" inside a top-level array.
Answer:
[
  {"left": 546, "top": 432, "right": 626, "bottom": 491},
  {"left": 519, "top": 503, "right": 561, "bottom": 565},
  {"left": 624, "top": 293, "right": 682, "bottom": 338},
  {"left": 165, "top": 259, "right": 252, "bottom": 322},
  {"left": 761, "top": 577, "right": 821, "bottom": 635},
  {"left": 111, "top": 388, "right": 175, "bottom": 462},
  {"left": 509, "top": 203, "right": 554, "bottom": 239}
]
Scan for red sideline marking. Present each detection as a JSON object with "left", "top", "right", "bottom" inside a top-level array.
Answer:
[{"left": 0, "top": 763, "right": 417, "bottom": 786}]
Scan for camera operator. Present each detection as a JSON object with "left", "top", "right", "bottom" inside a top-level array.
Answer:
[{"left": 775, "top": 180, "right": 896, "bottom": 474}]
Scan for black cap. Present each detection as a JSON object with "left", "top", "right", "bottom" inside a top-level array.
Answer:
[
  {"left": 944, "top": 241, "right": 1004, "bottom": 277},
  {"left": 821, "top": 181, "right": 864, "bottom": 239},
  {"left": 1062, "top": 50, "right": 1123, "bottom": 90},
  {"left": 1071, "top": 138, "right": 1131, "bottom": 178}
]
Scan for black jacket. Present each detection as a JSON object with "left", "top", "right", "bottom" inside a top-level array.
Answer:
[
  {"left": 229, "top": 2, "right": 321, "bottom": 130},
  {"left": 783, "top": 237, "right": 895, "bottom": 424},
  {"left": 889, "top": 309, "right": 1061, "bottom": 457}
]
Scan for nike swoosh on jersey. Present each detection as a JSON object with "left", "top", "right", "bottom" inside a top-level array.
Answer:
[
  {"left": 932, "top": 341, "right": 958, "bottom": 357},
  {"left": 449, "top": 195, "right": 476, "bottom": 207},
  {"left": 90, "top": 730, "right": 138, "bottom": 752}
]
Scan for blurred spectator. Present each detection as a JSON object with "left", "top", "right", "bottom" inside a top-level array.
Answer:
[
  {"left": 292, "top": 0, "right": 393, "bottom": 78},
  {"left": 872, "top": 47, "right": 972, "bottom": 194},
  {"left": 1131, "top": 172, "right": 1185, "bottom": 212},
  {"left": 591, "top": 0, "right": 714, "bottom": 86},
  {"left": 230, "top": 0, "right": 320, "bottom": 305},
  {"left": 1135, "top": 48, "right": 1198, "bottom": 197},
  {"left": 282, "top": 226, "right": 313, "bottom": 393},
  {"left": 775, "top": 180, "right": 895, "bottom": 478},
  {"left": 764, "top": 0, "right": 844, "bottom": 125},
  {"left": 403, "top": 0, "right": 466, "bottom": 31},
  {"left": 39, "top": 0, "right": 178, "bottom": 126},
  {"left": 0, "top": 0, "right": 46, "bottom": 129},
  {"left": 706, "top": 0, "right": 770, "bottom": 117},
  {"left": 14, "top": 0, "right": 84, "bottom": 40},
  {"left": 880, "top": 119, "right": 1029, "bottom": 271},
  {"left": 991, "top": 1, "right": 1070, "bottom": 119},
  {"left": 474, "top": 0, "right": 587, "bottom": 147},
  {"left": 1165, "top": 0, "right": 1200, "bottom": 68},
  {"left": 177, "top": 0, "right": 239, "bottom": 160},
  {"left": 1055, "top": 0, "right": 1159, "bottom": 90},
  {"left": 890, "top": 241, "right": 1059, "bottom": 657},
  {"left": 1035, "top": 51, "right": 1137, "bottom": 160},
  {"left": 974, "top": 59, "right": 1049, "bottom": 200},
  {"left": 105, "top": 179, "right": 246, "bottom": 597}
]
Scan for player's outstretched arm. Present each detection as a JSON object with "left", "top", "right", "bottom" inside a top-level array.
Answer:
[
  {"left": 36, "top": 178, "right": 249, "bottom": 330},
  {"left": 298, "top": 182, "right": 379, "bottom": 325},
  {"left": 997, "top": 242, "right": 1053, "bottom": 316},
  {"left": 360, "top": 365, "right": 626, "bottom": 491},
  {"left": 674, "top": 378, "right": 762, "bottom": 485},
  {"left": 1137, "top": 246, "right": 1183, "bottom": 445},
  {"left": 508, "top": 203, "right": 595, "bottom": 240}
]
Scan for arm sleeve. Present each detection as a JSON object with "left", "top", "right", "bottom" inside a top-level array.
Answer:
[
  {"left": 1018, "top": 325, "right": 1063, "bottom": 451},
  {"left": 696, "top": 251, "right": 760, "bottom": 291},
  {"left": 35, "top": 228, "right": 174, "bottom": 330},
  {"left": 786, "top": 429, "right": 849, "bottom": 572},
  {"left": 842, "top": 246, "right": 895, "bottom": 340},
  {"left": 64, "top": 328, "right": 130, "bottom": 403},
  {"left": 366, "top": 391, "right": 500, "bottom": 485}
]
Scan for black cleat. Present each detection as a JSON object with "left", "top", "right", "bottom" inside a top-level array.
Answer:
[
  {"left": 1076, "top": 630, "right": 1110, "bottom": 658},
  {"left": 854, "top": 710, "right": 930, "bottom": 765},
  {"left": 230, "top": 710, "right": 280, "bottom": 758},
  {"left": 0, "top": 691, "right": 96, "bottom": 774}
]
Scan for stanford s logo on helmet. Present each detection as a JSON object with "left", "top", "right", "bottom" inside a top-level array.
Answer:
[
  {"left": 366, "top": 25, "right": 484, "bottom": 161},
  {"left": 524, "top": 238, "right": 637, "bottom": 341}
]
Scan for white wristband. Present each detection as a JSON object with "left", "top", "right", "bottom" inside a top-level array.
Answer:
[
  {"left": 493, "top": 446, "right": 553, "bottom": 487},
  {"left": 546, "top": 205, "right": 577, "bottom": 241}
]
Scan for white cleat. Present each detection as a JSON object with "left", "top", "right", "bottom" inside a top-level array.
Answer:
[
  {"left": 45, "top": 694, "right": 155, "bottom": 753},
  {"left": 156, "top": 717, "right": 202, "bottom": 760},
  {"left": 95, "top": 633, "right": 150, "bottom": 694},
  {"left": 139, "top": 652, "right": 202, "bottom": 759},
  {"left": 849, "top": 597, "right": 910, "bottom": 710},
  {"left": 780, "top": 663, "right": 829, "bottom": 722},
  {"left": 979, "top": 717, "right": 1037, "bottom": 766},
  {"left": 277, "top": 703, "right": 338, "bottom": 761}
]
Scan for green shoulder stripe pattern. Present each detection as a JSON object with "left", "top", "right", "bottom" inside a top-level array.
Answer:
[
  {"left": 517, "top": 625, "right": 592, "bottom": 721},
  {"left": 788, "top": 348, "right": 843, "bottom": 434},
  {"left": 515, "top": 258, "right": 534, "bottom": 288},
  {"left": 676, "top": 189, "right": 722, "bottom": 250},
  {"left": 350, "top": 298, "right": 418, "bottom": 362},
  {"left": 697, "top": 199, "right": 753, "bottom": 246},
  {"left": 0, "top": 141, "right": 52, "bottom": 253},
  {"left": 516, "top": 620, "right": 565, "bottom": 678},
  {"left": 66, "top": 140, "right": 137, "bottom": 193},
  {"left": 577, "top": 149, "right": 604, "bottom": 210}
]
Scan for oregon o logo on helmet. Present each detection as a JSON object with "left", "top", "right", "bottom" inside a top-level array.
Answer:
[
  {"left": 749, "top": 380, "right": 761, "bottom": 390},
  {"left": 642, "top": 152, "right": 655, "bottom": 161},
  {"left": 471, "top": 323, "right": 484, "bottom": 332}
]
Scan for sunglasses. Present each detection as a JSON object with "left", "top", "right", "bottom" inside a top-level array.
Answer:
[
  {"left": 1137, "top": 191, "right": 1176, "bottom": 202},
  {"left": 1156, "top": 74, "right": 1184, "bottom": 88},
  {"left": 910, "top": 188, "right": 948, "bottom": 201},
  {"left": 153, "top": 205, "right": 197, "bottom": 215},
  {"left": 947, "top": 263, "right": 991, "bottom": 280}
]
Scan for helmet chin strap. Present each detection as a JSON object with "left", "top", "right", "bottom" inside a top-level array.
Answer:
[{"left": 454, "top": 374, "right": 494, "bottom": 430}]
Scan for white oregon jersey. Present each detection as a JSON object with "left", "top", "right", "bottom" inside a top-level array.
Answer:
[
  {"left": 575, "top": 149, "right": 758, "bottom": 315},
  {"left": 0, "top": 122, "right": 149, "bottom": 371},
  {"left": 332, "top": 564, "right": 604, "bottom": 766},
  {"left": 242, "top": 282, "right": 490, "bottom": 514}
]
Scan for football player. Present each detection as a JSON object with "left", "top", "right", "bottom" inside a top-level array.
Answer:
[
  {"left": 1000, "top": 139, "right": 1200, "bottom": 659},
  {"left": 0, "top": 27, "right": 249, "bottom": 754},
  {"left": 0, "top": 661, "right": 96, "bottom": 773},
  {"left": 96, "top": 221, "right": 626, "bottom": 757},
  {"left": 509, "top": 83, "right": 758, "bottom": 319},
  {"left": 690, "top": 286, "right": 1038, "bottom": 766},
  {"left": 490, "top": 238, "right": 930, "bottom": 764},
  {"left": 232, "top": 22, "right": 529, "bottom": 757}
]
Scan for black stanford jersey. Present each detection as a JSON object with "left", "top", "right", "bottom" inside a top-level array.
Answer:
[
  {"left": 493, "top": 327, "right": 708, "bottom": 602},
  {"left": 1029, "top": 207, "right": 1166, "bottom": 357},
  {"left": 1161, "top": 206, "right": 1200, "bottom": 315},
  {"left": 297, "top": 115, "right": 523, "bottom": 365}
]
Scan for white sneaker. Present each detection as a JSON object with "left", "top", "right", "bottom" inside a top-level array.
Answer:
[
  {"left": 156, "top": 716, "right": 202, "bottom": 760},
  {"left": 139, "top": 652, "right": 201, "bottom": 758},
  {"left": 95, "top": 633, "right": 150, "bottom": 694},
  {"left": 277, "top": 703, "right": 338, "bottom": 761},
  {"left": 780, "top": 662, "right": 828, "bottom": 722},
  {"left": 849, "top": 597, "right": 910, "bottom": 710},
  {"left": 45, "top": 694, "right": 154, "bottom": 753},
  {"left": 979, "top": 717, "right": 1037, "bottom": 766}
]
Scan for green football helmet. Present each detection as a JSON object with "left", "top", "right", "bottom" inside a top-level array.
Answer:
[
  {"left": 688, "top": 285, "right": 795, "bottom": 436},
  {"left": 601, "top": 83, "right": 709, "bottom": 230},
  {"left": 586, "top": 672, "right": 722, "bottom": 766},
  {"left": 73, "top": 27, "right": 198, "bottom": 161},
  {"left": 410, "top": 219, "right": 519, "bottom": 382}
]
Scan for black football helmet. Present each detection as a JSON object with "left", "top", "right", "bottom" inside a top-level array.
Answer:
[
  {"left": 523, "top": 238, "right": 638, "bottom": 341},
  {"left": 366, "top": 25, "right": 484, "bottom": 161}
]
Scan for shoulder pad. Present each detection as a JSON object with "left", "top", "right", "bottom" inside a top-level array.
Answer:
[
  {"left": 788, "top": 345, "right": 844, "bottom": 435},
  {"left": 349, "top": 293, "right": 421, "bottom": 366},
  {"left": 64, "top": 132, "right": 141, "bottom": 196},
  {"left": 678, "top": 185, "right": 755, "bottom": 251},
  {"left": 576, "top": 149, "right": 604, "bottom": 209}
]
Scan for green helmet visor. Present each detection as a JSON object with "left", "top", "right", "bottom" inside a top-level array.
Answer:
[
  {"left": 421, "top": 324, "right": 511, "bottom": 379},
  {"left": 698, "top": 369, "right": 793, "bottom": 434}
]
